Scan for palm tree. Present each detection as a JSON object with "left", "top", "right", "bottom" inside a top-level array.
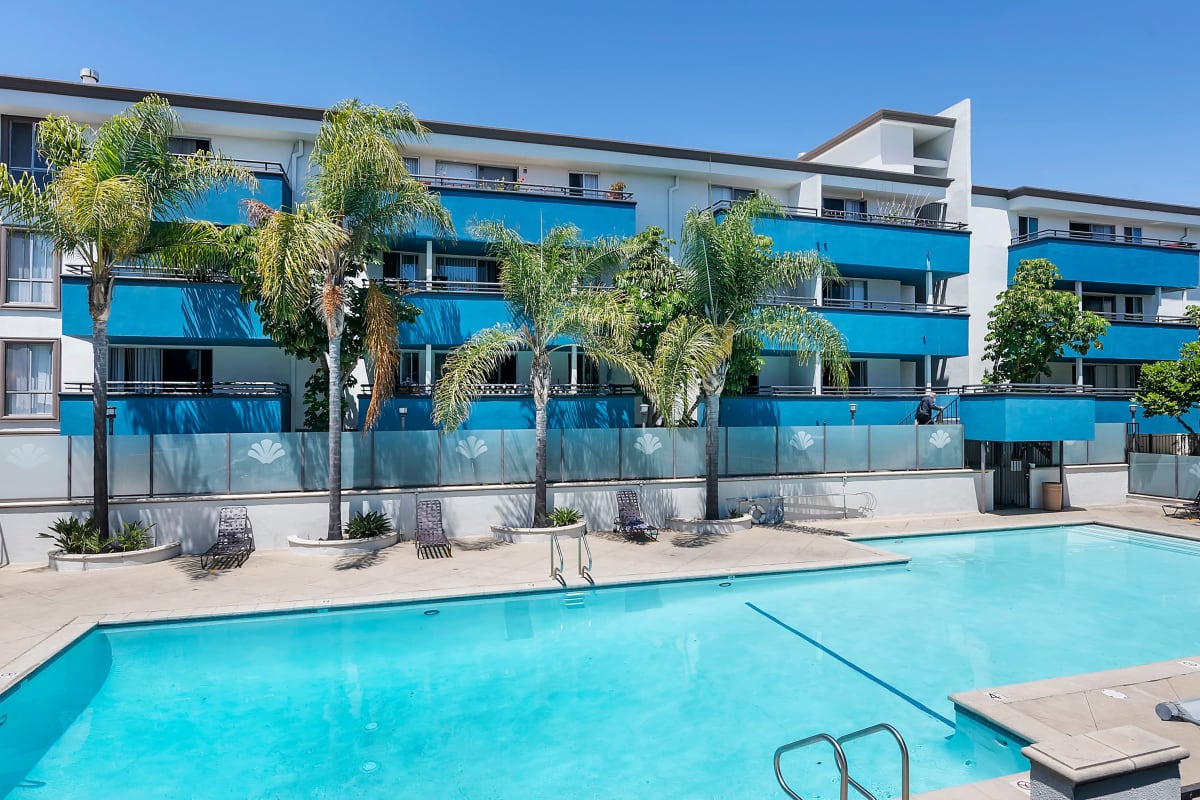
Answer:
[
  {"left": 249, "top": 100, "right": 452, "bottom": 540},
  {"left": 433, "top": 222, "right": 643, "bottom": 528},
  {"left": 0, "top": 97, "right": 252, "bottom": 539},
  {"left": 667, "top": 195, "right": 851, "bottom": 520}
]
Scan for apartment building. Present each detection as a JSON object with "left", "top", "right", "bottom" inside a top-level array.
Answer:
[{"left": 0, "top": 73, "right": 1196, "bottom": 437}]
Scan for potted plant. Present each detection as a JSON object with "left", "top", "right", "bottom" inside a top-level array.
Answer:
[
  {"left": 608, "top": 180, "right": 627, "bottom": 200},
  {"left": 287, "top": 509, "right": 401, "bottom": 555},
  {"left": 40, "top": 516, "right": 181, "bottom": 571},
  {"left": 492, "top": 505, "right": 587, "bottom": 543}
]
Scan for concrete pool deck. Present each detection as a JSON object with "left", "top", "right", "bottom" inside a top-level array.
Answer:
[{"left": 4, "top": 501, "right": 1200, "bottom": 799}]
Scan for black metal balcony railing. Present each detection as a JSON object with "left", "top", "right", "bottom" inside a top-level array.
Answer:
[
  {"left": 755, "top": 386, "right": 959, "bottom": 397},
  {"left": 1010, "top": 229, "right": 1197, "bottom": 249},
  {"left": 706, "top": 200, "right": 969, "bottom": 231},
  {"left": 414, "top": 174, "right": 634, "bottom": 202},
  {"left": 960, "top": 383, "right": 1098, "bottom": 395},
  {"left": 1091, "top": 311, "right": 1193, "bottom": 325},
  {"left": 360, "top": 383, "right": 636, "bottom": 397},
  {"left": 63, "top": 381, "right": 289, "bottom": 396},
  {"left": 63, "top": 263, "right": 238, "bottom": 283},
  {"left": 759, "top": 294, "right": 967, "bottom": 314}
]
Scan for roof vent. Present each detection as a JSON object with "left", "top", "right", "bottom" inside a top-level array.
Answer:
[{"left": 79, "top": 68, "right": 99, "bottom": 85}]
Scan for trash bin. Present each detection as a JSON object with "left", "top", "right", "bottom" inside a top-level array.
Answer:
[{"left": 1042, "top": 482, "right": 1063, "bottom": 511}]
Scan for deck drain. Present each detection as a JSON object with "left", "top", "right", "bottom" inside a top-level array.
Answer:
[
  {"left": 718, "top": 582, "right": 732, "bottom": 587},
  {"left": 423, "top": 609, "right": 440, "bottom": 616},
  {"left": 361, "top": 761, "right": 379, "bottom": 773},
  {"left": 0, "top": 714, "right": 7, "bottom": 727},
  {"left": 364, "top": 722, "right": 378, "bottom": 731}
]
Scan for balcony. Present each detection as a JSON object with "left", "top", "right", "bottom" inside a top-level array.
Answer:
[
  {"left": 182, "top": 159, "right": 292, "bottom": 226},
  {"left": 758, "top": 296, "right": 969, "bottom": 358},
  {"left": 1081, "top": 313, "right": 1196, "bottom": 361},
  {"left": 1008, "top": 230, "right": 1199, "bottom": 291},
  {"left": 59, "top": 381, "right": 290, "bottom": 435},
  {"left": 356, "top": 383, "right": 636, "bottom": 430},
  {"left": 61, "top": 271, "right": 270, "bottom": 345},
  {"left": 398, "top": 175, "right": 637, "bottom": 247},
  {"left": 711, "top": 201, "right": 970, "bottom": 281}
]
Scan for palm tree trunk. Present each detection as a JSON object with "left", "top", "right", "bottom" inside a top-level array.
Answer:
[
  {"left": 703, "top": 388, "right": 721, "bottom": 521},
  {"left": 326, "top": 333, "right": 343, "bottom": 540},
  {"left": 89, "top": 274, "right": 114, "bottom": 541},
  {"left": 531, "top": 351, "right": 551, "bottom": 528}
]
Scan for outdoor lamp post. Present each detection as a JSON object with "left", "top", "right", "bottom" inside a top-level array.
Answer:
[
  {"left": 1128, "top": 403, "right": 1137, "bottom": 424},
  {"left": 106, "top": 406, "right": 116, "bottom": 436},
  {"left": 640, "top": 402, "right": 649, "bottom": 428},
  {"left": 399, "top": 406, "right": 408, "bottom": 432},
  {"left": 849, "top": 403, "right": 857, "bottom": 426}
]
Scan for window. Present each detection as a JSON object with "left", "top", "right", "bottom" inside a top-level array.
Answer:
[
  {"left": 1018, "top": 216, "right": 1039, "bottom": 238},
  {"left": 395, "top": 352, "right": 422, "bottom": 391},
  {"left": 1123, "top": 296, "right": 1144, "bottom": 322},
  {"left": 711, "top": 185, "right": 755, "bottom": 204},
  {"left": 1082, "top": 295, "right": 1115, "bottom": 315},
  {"left": 4, "top": 118, "right": 50, "bottom": 185},
  {"left": 825, "top": 360, "right": 867, "bottom": 389},
  {"left": 3, "top": 229, "right": 56, "bottom": 306},
  {"left": 573, "top": 352, "right": 599, "bottom": 385},
  {"left": 434, "top": 256, "right": 498, "bottom": 287},
  {"left": 109, "top": 347, "right": 212, "bottom": 392},
  {"left": 168, "top": 137, "right": 211, "bottom": 155},
  {"left": 485, "top": 355, "right": 518, "bottom": 385},
  {"left": 403, "top": 156, "right": 420, "bottom": 176},
  {"left": 3, "top": 340, "right": 55, "bottom": 417},
  {"left": 477, "top": 164, "right": 517, "bottom": 189},
  {"left": 1124, "top": 226, "right": 1143, "bottom": 244},
  {"left": 824, "top": 278, "right": 867, "bottom": 308},
  {"left": 822, "top": 198, "right": 867, "bottom": 221},
  {"left": 1069, "top": 221, "right": 1117, "bottom": 242},
  {"left": 383, "top": 252, "right": 420, "bottom": 282},
  {"left": 569, "top": 172, "right": 599, "bottom": 198}
]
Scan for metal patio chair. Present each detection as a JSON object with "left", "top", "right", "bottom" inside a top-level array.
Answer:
[
  {"left": 199, "top": 506, "right": 255, "bottom": 569},
  {"left": 415, "top": 499, "right": 453, "bottom": 559},
  {"left": 613, "top": 490, "right": 659, "bottom": 541}
]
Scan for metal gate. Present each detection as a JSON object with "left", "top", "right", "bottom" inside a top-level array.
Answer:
[{"left": 985, "top": 441, "right": 1056, "bottom": 509}]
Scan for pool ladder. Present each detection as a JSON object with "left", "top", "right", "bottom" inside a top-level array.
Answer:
[
  {"left": 774, "top": 722, "right": 909, "bottom": 800},
  {"left": 549, "top": 528, "right": 594, "bottom": 587}
]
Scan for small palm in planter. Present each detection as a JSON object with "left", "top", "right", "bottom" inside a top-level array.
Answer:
[
  {"left": 547, "top": 507, "right": 583, "bottom": 527},
  {"left": 39, "top": 517, "right": 155, "bottom": 554},
  {"left": 345, "top": 511, "right": 394, "bottom": 539}
]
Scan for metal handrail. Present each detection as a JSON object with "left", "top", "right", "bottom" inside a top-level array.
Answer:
[
  {"left": 837, "top": 723, "right": 910, "bottom": 800},
  {"left": 549, "top": 532, "right": 565, "bottom": 585},
  {"left": 774, "top": 733, "right": 851, "bottom": 800},
  {"left": 360, "top": 382, "right": 636, "bottom": 397},
  {"left": 759, "top": 295, "right": 968, "bottom": 314},
  {"left": 960, "top": 383, "right": 1095, "bottom": 395},
  {"left": 1092, "top": 311, "right": 1194, "bottom": 325},
  {"left": 63, "top": 380, "right": 289, "bottom": 396},
  {"left": 63, "top": 263, "right": 237, "bottom": 283},
  {"left": 707, "top": 199, "right": 968, "bottom": 231},
  {"left": 172, "top": 152, "right": 288, "bottom": 177},
  {"left": 414, "top": 174, "right": 634, "bottom": 201},
  {"left": 1010, "top": 228, "right": 1196, "bottom": 249},
  {"left": 578, "top": 529, "right": 593, "bottom": 584}
]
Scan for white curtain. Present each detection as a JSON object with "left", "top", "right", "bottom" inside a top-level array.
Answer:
[
  {"left": 4, "top": 342, "right": 53, "bottom": 415},
  {"left": 109, "top": 347, "right": 163, "bottom": 391}
]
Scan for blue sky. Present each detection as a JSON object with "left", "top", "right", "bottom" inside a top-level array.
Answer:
[{"left": 4, "top": 0, "right": 1198, "bottom": 203}]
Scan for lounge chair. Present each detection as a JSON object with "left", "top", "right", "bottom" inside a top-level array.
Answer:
[
  {"left": 200, "top": 506, "right": 255, "bottom": 569},
  {"left": 613, "top": 490, "right": 659, "bottom": 541},
  {"left": 415, "top": 499, "right": 453, "bottom": 559},
  {"left": 1162, "top": 490, "right": 1200, "bottom": 518}
]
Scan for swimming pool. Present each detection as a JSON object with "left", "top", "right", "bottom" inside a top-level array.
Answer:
[{"left": 4, "top": 523, "right": 1200, "bottom": 799}]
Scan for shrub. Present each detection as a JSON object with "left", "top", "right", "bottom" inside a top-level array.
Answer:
[
  {"left": 547, "top": 507, "right": 583, "bottom": 527},
  {"left": 345, "top": 511, "right": 393, "bottom": 539},
  {"left": 38, "top": 516, "right": 101, "bottom": 554},
  {"left": 110, "top": 521, "right": 155, "bottom": 553}
]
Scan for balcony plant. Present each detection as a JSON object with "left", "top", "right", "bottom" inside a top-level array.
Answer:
[
  {"left": 246, "top": 100, "right": 452, "bottom": 541},
  {"left": 433, "top": 222, "right": 644, "bottom": 528},
  {"left": 0, "top": 97, "right": 252, "bottom": 540},
  {"left": 608, "top": 181, "right": 627, "bottom": 200}
]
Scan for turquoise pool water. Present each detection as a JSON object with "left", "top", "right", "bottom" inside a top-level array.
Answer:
[{"left": 4, "top": 524, "right": 1200, "bottom": 799}]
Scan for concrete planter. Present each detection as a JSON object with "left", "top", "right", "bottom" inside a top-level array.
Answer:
[
  {"left": 663, "top": 514, "right": 754, "bottom": 535},
  {"left": 286, "top": 532, "right": 400, "bottom": 555},
  {"left": 48, "top": 541, "right": 182, "bottom": 572},
  {"left": 491, "top": 522, "right": 587, "bottom": 544}
]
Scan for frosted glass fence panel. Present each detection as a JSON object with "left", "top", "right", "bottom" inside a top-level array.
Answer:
[
  {"left": 778, "top": 427, "right": 825, "bottom": 474},
  {"left": 1091, "top": 423, "right": 1127, "bottom": 464},
  {"left": 229, "top": 433, "right": 302, "bottom": 494},
  {"left": 68, "top": 435, "right": 151, "bottom": 497},
  {"left": 620, "top": 429, "right": 673, "bottom": 480},
  {"left": 723, "top": 427, "right": 778, "bottom": 476},
  {"left": 561, "top": 429, "right": 618, "bottom": 482},
  {"left": 373, "top": 431, "right": 439, "bottom": 487},
  {"left": 501, "top": 430, "right": 537, "bottom": 484},
  {"left": 870, "top": 426, "right": 918, "bottom": 471},
  {"left": 825, "top": 427, "right": 869, "bottom": 472},
  {"left": 1129, "top": 453, "right": 1177, "bottom": 498},
  {"left": 1177, "top": 456, "right": 1200, "bottom": 501},
  {"left": 153, "top": 434, "right": 227, "bottom": 495},
  {"left": 1062, "top": 440, "right": 1089, "bottom": 465},
  {"left": 441, "top": 430, "right": 504, "bottom": 486},
  {"left": 917, "top": 425, "right": 963, "bottom": 470},
  {"left": 302, "top": 433, "right": 372, "bottom": 491},
  {"left": 0, "top": 435, "right": 69, "bottom": 500},
  {"left": 673, "top": 428, "right": 705, "bottom": 478}
]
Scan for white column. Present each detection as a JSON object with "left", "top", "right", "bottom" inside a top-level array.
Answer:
[
  {"left": 425, "top": 241, "right": 434, "bottom": 283},
  {"left": 925, "top": 252, "right": 933, "bottom": 305},
  {"left": 424, "top": 344, "right": 433, "bottom": 387},
  {"left": 1075, "top": 280, "right": 1083, "bottom": 310},
  {"left": 1155, "top": 286, "right": 1163, "bottom": 317},
  {"left": 569, "top": 344, "right": 578, "bottom": 392},
  {"left": 814, "top": 267, "right": 824, "bottom": 306},
  {"left": 1076, "top": 357, "right": 1084, "bottom": 386},
  {"left": 924, "top": 355, "right": 932, "bottom": 391},
  {"left": 813, "top": 356, "right": 822, "bottom": 396}
]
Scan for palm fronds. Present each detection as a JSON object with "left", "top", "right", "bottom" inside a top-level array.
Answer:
[{"left": 432, "top": 325, "right": 525, "bottom": 431}]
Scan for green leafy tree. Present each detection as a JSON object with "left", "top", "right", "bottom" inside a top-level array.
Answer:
[
  {"left": 0, "top": 97, "right": 251, "bottom": 538},
  {"left": 983, "top": 258, "right": 1109, "bottom": 383},
  {"left": 1136, "top": 306, "right": 1200, "bottom": 434},
  {"left": 662, "top": 196, "right": 850, "bottom": 520},
  {"left": 433, "top": 222, "right": 644, "bottom": 528},
  {"left": 248, "top": 100, "right": 452, "bottom": 539}
]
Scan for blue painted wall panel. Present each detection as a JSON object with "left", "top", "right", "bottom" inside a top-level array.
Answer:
[
  {"left": 402, "top": 294, "right": 516, "bottom": 346},
  {"left": 1097, "top": 398, "right": 1200, "bottom": 435},
  {"left": 1082, "top": 322, "right": 1195, "bottom": 362},
  {"left": 756, "top": 216, "right": 970, "bottom": 279},
  {"left": 60, "top": 394, "right": 289, "bottom": 435},
  {"left": 360, "top": 395, "right": 635, "bottom": 430},
  {"left": 1008, "top": 239, "right": 1199, "bottom": 291},
  {"left": 795, "top": 309, "right": 968, "bottom": 358},
  {"left": 62, "top": 277, "right": 269, "bottom": 344},
  {"left": 409, "top": 188, "right": 636, "bottom": 243},
  {"left": 958, "top": 395, "right": 1095, "bottom": 441},
  {"left": 183, "top": 173, "right": 291, "bottom": 226},
  {"left": 711, "top": 395, "right": 958, "bottom": 427}
]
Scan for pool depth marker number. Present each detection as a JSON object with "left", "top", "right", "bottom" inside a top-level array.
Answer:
[{"left": 745, "top": 602, "right": 955, "bottom": 729}]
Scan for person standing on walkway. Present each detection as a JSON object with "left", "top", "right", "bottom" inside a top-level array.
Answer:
[{"left": 915, "top": 390, "right": 943, "bottom": 425}]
